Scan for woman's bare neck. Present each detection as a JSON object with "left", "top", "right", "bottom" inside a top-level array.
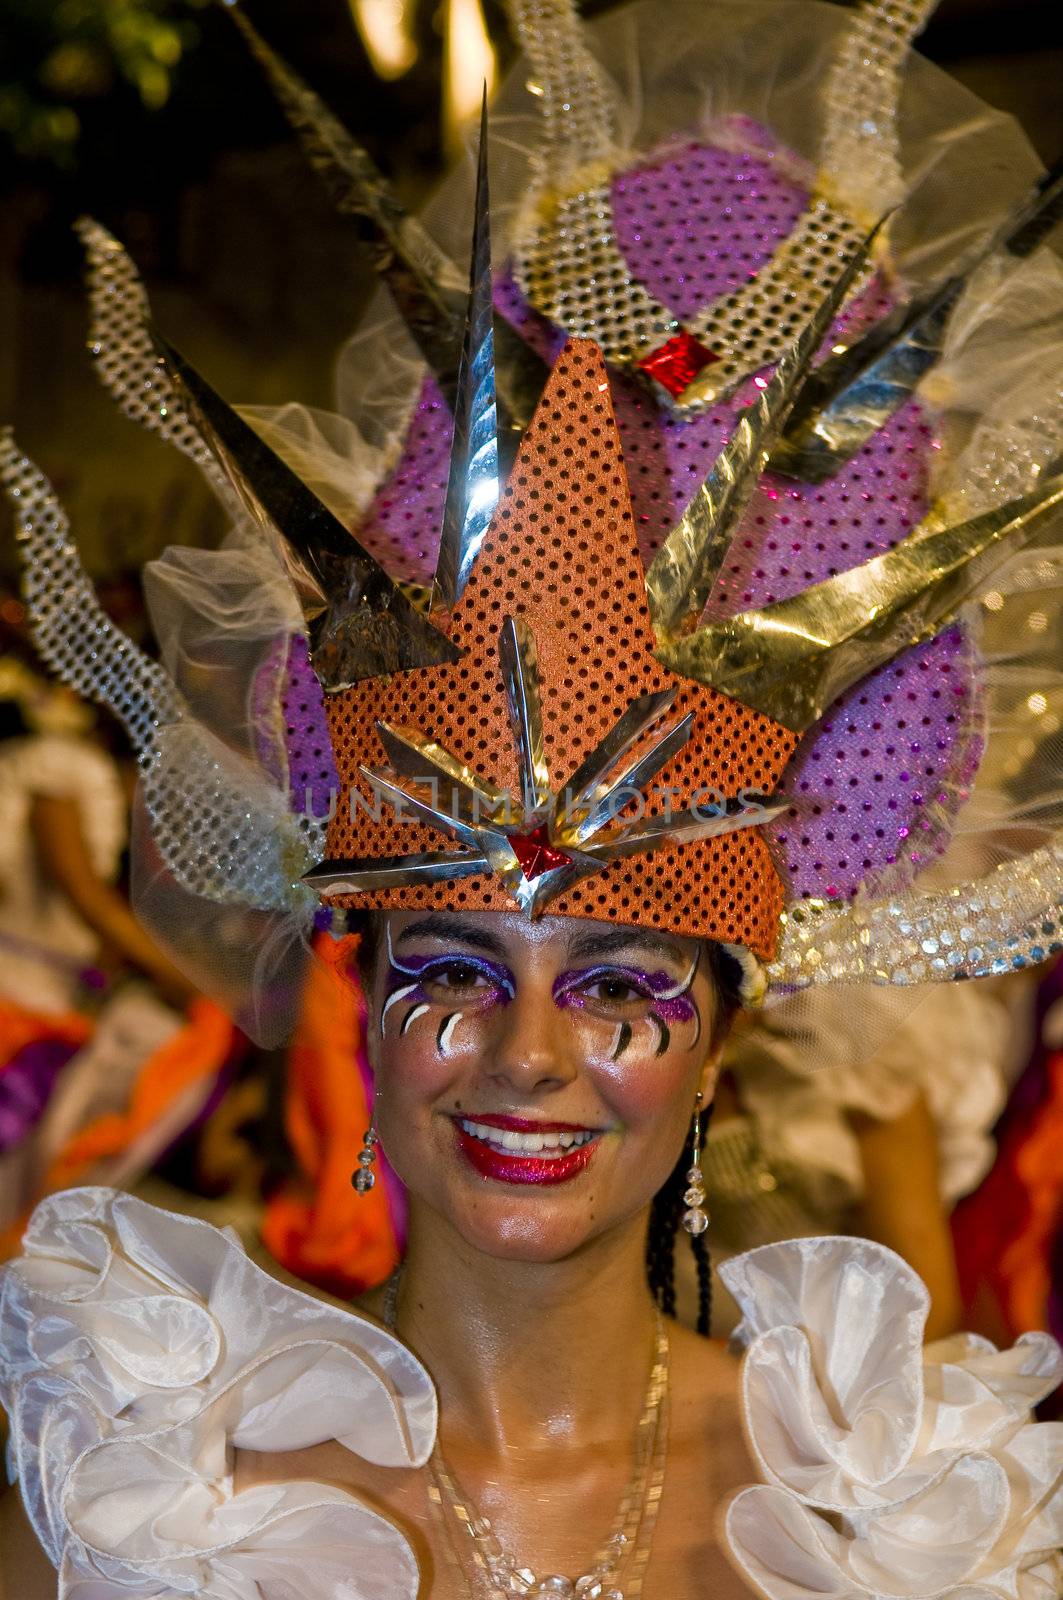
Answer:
[{"left": 371, "top": 1206, "right": 661, "bottom": 1456}]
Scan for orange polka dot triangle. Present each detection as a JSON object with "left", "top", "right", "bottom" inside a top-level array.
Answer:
[{"left": 317, "top": 339, "right": 797, "bottom": 960}]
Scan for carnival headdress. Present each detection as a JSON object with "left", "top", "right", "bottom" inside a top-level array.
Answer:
[{"left": 3, "top": 0, "right": 1063, "bottom": 1042}]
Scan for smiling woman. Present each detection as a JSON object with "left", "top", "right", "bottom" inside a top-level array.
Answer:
[
  {"left": 228, "top": 910, "right": 753, "bottom": 1595},
  {"left": 2, "top": 0, "right": 1063, "bottom": 1594}
]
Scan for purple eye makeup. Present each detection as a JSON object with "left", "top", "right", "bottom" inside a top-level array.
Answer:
[
  {"left": 383, "top": 925, "right": 516, "bottom": 1051},
  {"left": 552, "top": 950, "right": 702, "bottom": 1060}
]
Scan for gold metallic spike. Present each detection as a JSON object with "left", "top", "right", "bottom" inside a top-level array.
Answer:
[
  {"left": 376, "top": 720, "right": 512, "bottom": 821},
  {"left": 153, "top": 331, "right": 460, "bottom": 689},
  {"left": 224, "top": 1, "right": 545, "bottom": 434},
  {"left": 646, "top": 225, "right": 880, "bottom": 643},
  {"left": 660, "top": 476, "right": 1063, "bottom": 733},
  {"left": 499, "top": 616, "right": 551, "bottom": 815},
  {"left": 304, "top": 852, "right": 491, "bottom": 893},
  {"left": 434, "top": 92, "right": 500, "bottom": 609}
]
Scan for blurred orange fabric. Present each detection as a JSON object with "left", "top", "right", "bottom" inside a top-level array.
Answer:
[
  {"left": 0, "top": 997, "right": 235, "bottom": 1259},
  {"left": 262, "top": 933, "right": 399, "bottom": 1298}
]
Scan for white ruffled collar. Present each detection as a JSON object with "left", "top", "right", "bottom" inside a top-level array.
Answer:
[{"left": 1, "top": 1189, "right": 1060, "bottom": 1599}]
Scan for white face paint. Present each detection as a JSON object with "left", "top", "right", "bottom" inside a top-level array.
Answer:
[
  {"left": 437, "top": 1011, "right": 464, "bottom": 1056},
  {"left": 400, "top": 1002, "right": 431, "bottom": 1036},
  {"left": 381, "top": 982, "right": 419, "bottom": 1035}
]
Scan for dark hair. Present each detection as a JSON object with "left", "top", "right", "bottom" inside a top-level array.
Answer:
[
  {"left": 646, "top": 943, "right": 739, "bottom": 1338},
  {"left": 0, "top": 698, "right": 30, "bottom": 745},
  {"left": 349, "top": 912, "right": 742, "bottom": 1337}
]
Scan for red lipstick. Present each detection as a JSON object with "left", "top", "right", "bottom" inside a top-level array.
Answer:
[{"left": 452, "top": 1114, "right": 602, "bottom": 1185}]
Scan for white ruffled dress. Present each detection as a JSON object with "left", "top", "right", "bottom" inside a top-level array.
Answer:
[{"left": 1, "top": 1189, "right": 1060, "bottom": 1599}]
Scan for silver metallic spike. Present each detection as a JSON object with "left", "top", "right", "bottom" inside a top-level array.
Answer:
[
  {"left": 226, "top": 1, "right": 545, "bottom": 434},
  {"left": 360, "top": 765, "right": 516, "bottom": 873},
  {"left": 434, "top": 93, "right": 500, "bottom": 609},
  {"left": 224, "top": 0, "right": 464, "bottom": 385},
  {"left": 555, "top": 689, "right": 676, "bottom": 831},
  {"left": 583, "top": 797, "right": 790, "bottom": 862},
  {"left": 660, "top": 475, "right": 1063, "bottom": 732},
  {"left": 645, "top": 225, "right": 880, "bottom": 642},
  {"left": 499, "top": 616, "right": 551, "bottom": 815},
  {"left": 773, "top": 163, "right": 1063, "bottom": 483},
  {"left": 565, "top": 713, "right": 695, "bottom": 846},
  {"left": 153, "top": 331, "right": 460, "bottom": 689},
  {"left": 304, "top": 851, "right": 492, "bottom": 893}
]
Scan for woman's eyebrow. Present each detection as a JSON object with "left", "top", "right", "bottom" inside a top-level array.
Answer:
[
  {"left": 564, "top": 927, "right": 689, "bottom": 966},
  {"left": 394, "top": 915, "right": 509, "bottom": 956}
]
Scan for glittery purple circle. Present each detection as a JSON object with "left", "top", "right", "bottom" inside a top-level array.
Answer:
[{"left": 611, "top": 138, "right": 808, "bottom": 321}]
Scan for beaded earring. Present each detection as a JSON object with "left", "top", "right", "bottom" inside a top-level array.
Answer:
[
  {"left": 682, "top": 1092, "right": 709, "bottom": 1236},
  {"left": 352, "top": 1122, "right": 378, "bottom": 1193}
]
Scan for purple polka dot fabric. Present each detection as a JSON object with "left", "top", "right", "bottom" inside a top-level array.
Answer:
[
  {"left": 281, "top": 633, "right": 339, "bottom": 818},
  {"left": 275, "top": 132, "right": 981, "bottom": 906},
  {"left": 611, "top": 138, "right": 808, "bottom": 321}
]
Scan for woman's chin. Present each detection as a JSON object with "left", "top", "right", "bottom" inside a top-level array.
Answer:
[{"left": 448, "top": 1196, "right": 606, "bottom": 1263}]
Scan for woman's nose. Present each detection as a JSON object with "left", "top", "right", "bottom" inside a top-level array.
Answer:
[{"left": 483, "top": 982, "right": 577, "bottom": 1094}]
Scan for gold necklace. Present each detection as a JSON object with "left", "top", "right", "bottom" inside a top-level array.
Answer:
[{"left": 384, "top": 1272, "right": 670, "bottom": 1599}]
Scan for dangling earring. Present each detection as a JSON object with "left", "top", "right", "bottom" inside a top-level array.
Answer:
[
  {"left": 682, "top": 1092, "right": 709, "bottom": 1236},
  {"left": 352, "top": 1122, "right": 378, "bottom": 1194}
]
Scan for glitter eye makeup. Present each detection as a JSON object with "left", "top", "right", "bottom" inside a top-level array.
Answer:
[
  {"left": 383, "top": 924, "right": 516, "bottom": 1044},
  {"left": 552, "top": 951, "right": 702, "bottom": 1060}
]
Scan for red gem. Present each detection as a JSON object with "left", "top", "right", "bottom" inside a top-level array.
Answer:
[
  {"left": 506, "top": 824, "right": 573, "bottom": 881},
  {"left": 636, "top": 330, "right": 719, "bottom": 398}
]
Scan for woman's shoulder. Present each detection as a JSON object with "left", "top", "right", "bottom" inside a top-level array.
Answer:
[
  {"left": 717, "top": 1236, "right": 1063, "bottom": 1597},
  {"left": 0, "top": 1187, "right": 435, "bottom": 1600}
]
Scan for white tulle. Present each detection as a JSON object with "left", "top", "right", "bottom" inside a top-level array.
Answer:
[
  {"left": 2, "top": 1193, "right": 1060, "bottom": 1598},
  {"left": 720, "top": 1238, "right": 1063, "bottom": 1598}
]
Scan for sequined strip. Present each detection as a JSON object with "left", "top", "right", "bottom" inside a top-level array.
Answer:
[
  {"left": 516, "top": 178, "right": 869, "bottom": 409},
  {"left": 505, "top": 0, "right": 617, "bottom": 171},
  {"left": 768, "top": 837, "right": 1063, "bottom": 990},
  {"left": 3, "top": 442, "right": 320, "bottom": 914},
  {"left": 76, "top": 220, "right": 237, "bottom": 508},
  {"left": 819, "top": 0, "right": 940, "bottom": 210},
  {"left": 681, "top": 202, "right": 869, "bottom": 409},
  {"left": 511, "top": 0, "right": 926, "bottom": 402},
  {"left": 515, "top": 176, "right": 677, "bottom": 362},
  {"left": 2, "top": 440, "right": 180, "bottom": 764}
]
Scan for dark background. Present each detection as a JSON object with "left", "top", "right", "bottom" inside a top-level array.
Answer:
[{"left": 0, "top": 0, "right": 1059, "bottom": 581}]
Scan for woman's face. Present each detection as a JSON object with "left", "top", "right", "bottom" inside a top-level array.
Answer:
[{"left": 364, "top": 911, "right": 722, "bottom": 1263}]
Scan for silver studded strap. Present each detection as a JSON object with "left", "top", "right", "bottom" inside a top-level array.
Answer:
[
  {"left": 1, "top": 437, "right": 321, "bottom": 915},
  {"left": 505, "top": 0, "right": 617, "bottom": 173},
  {"left": 819, "top": 0, "right": 941, "bottom": 212}
]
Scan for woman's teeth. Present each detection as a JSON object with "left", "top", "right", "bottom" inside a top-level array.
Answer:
[{"left": 458, "top": 1119, "right": 599, "bottom": 1156}]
